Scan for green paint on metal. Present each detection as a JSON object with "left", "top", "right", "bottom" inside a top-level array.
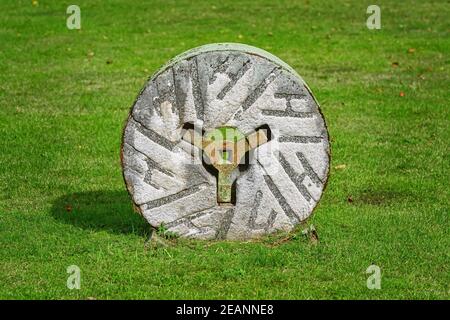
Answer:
[{"left": 182, "top": 124, "right": 270, "bottom": 204}]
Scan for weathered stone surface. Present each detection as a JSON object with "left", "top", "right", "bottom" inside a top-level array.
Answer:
[{"left": 121, "top": 43, "right": 330, "bottom": 240}]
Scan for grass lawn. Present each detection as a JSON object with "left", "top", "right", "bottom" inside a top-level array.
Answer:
[{"left": 0, "top": 0, "right": 448, "bottom": 299}]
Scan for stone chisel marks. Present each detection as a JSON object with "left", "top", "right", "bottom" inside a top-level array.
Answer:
[
  {"left": 262, "top": 173, "right": 300, "bottom": 224},
  {"left": 124, "top": 142, "right": 175, "bottom": 189},
  {"left": 153, "top": 67, "right": 177, "bottom": 116},
  {"left": 143, "top": 156, "right": 175, "bottom": 190},
  {"left": 171, "top": 66, "right": 183, "bottom": 119},
  {"left": 279, "top": 136, "right": 323, "bottom": 143},
  {"left": 278, "top": 153, "right": 314, "bottom": 202},
  {"left": 296, "top": 152, "right": 323, "bottom": 186},
  {"left": 129, "top": 116, "right": 176, "bottom": 151},
  {"left": 191, "top": 57, "right": 205, "bottom": 121},
  {"left": 144, "top": 184, "right": 206, "bottom": 210},
  {"left": 278, "top": 152, "right": 323, "bottom": 202},
  {"left": 209, "top": 55, "right": 232, "bottom": 84},
  {"left": 264, "top": 210, "right": 278, "bottom": 232},
  {"left": 262, "top": 109, "right": 315, "bottom": 118},
  {"left": 165, "top": 206, "right": 214, "bottom": 229},
  {"left": 247, "top": 190, "right": 278, "bottom": 231},
  {"left": 262, "top": 92, "right": 315, "bottom": 118},
  {"left": 215, "top": 208, "right": 235, "bottom": 240},
  {"left": 247, "top": 190, "right": 263, "bottom": 229},
  {"left": 217, "top": 58, "right": 251, "bottom": 100},
  {"left": 241, "top": 67, "right": 281, "bottom": 113}
]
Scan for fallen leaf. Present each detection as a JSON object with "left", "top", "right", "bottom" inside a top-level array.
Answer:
[
  {"left": 399, "top": 91, "right": 405, "bottom": 97},
  {"left": 391, "top": 62, "right": 399, "bottom": 68},
  {"left": 335, "top": 164, "right": 347, "bottom": 170},
  {"left": 407, "top": 48, "right": 416, "bottom": 54},
  {"left": 65, "top": 204, "right": 72, "bottom": 212}
]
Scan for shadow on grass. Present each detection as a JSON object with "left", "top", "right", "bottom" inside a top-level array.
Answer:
[{"left": 51, "top": 190, "right": 150, "bottom": 237}]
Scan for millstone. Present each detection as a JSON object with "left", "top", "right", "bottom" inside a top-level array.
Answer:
[{"left": 121, "top": 43, "right": 330, "bottom": 240}]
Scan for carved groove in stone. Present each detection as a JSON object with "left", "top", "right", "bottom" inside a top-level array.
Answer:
[
  {"left": 242, "top": 67, "right": 281, "bottom": 112},
  {"left": 144, "top": 184, "right": 207, "bottom": 210},
  {"left": 262, "top": 173, "right": 300, "bottom": 224},
  {"left": 279, "top": 136, "right": 323, "bottom": 143},
  {"left": 247, "top": 190, "right": 278, "bottom": 231},
  {"left": 217, "top": 57, "right": 251, "bottom": 100},
  {"left": 215, "top": 208, "right": 235, "bottom": 240},
  {"left": 130, "top": 116, "right": 176, "bottom": 151},
  {"left": 191, "top": 57, "right": 205, "bottom": 121}
]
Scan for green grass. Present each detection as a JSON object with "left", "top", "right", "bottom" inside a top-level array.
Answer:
[{"left": 0, "top": 0, "right": 449, "bottom": 299}]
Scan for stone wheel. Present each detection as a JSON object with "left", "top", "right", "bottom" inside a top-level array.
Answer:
[{"left": 121, "top": 43, "right": 330, "bottom": 240}]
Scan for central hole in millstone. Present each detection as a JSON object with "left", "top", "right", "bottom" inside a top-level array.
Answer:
[
  {"left": 220, "top": 149, "right": 232, "bottom": 162},
  {"left": 181, "top": 123, "right": 272, "bottom": 205}
]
